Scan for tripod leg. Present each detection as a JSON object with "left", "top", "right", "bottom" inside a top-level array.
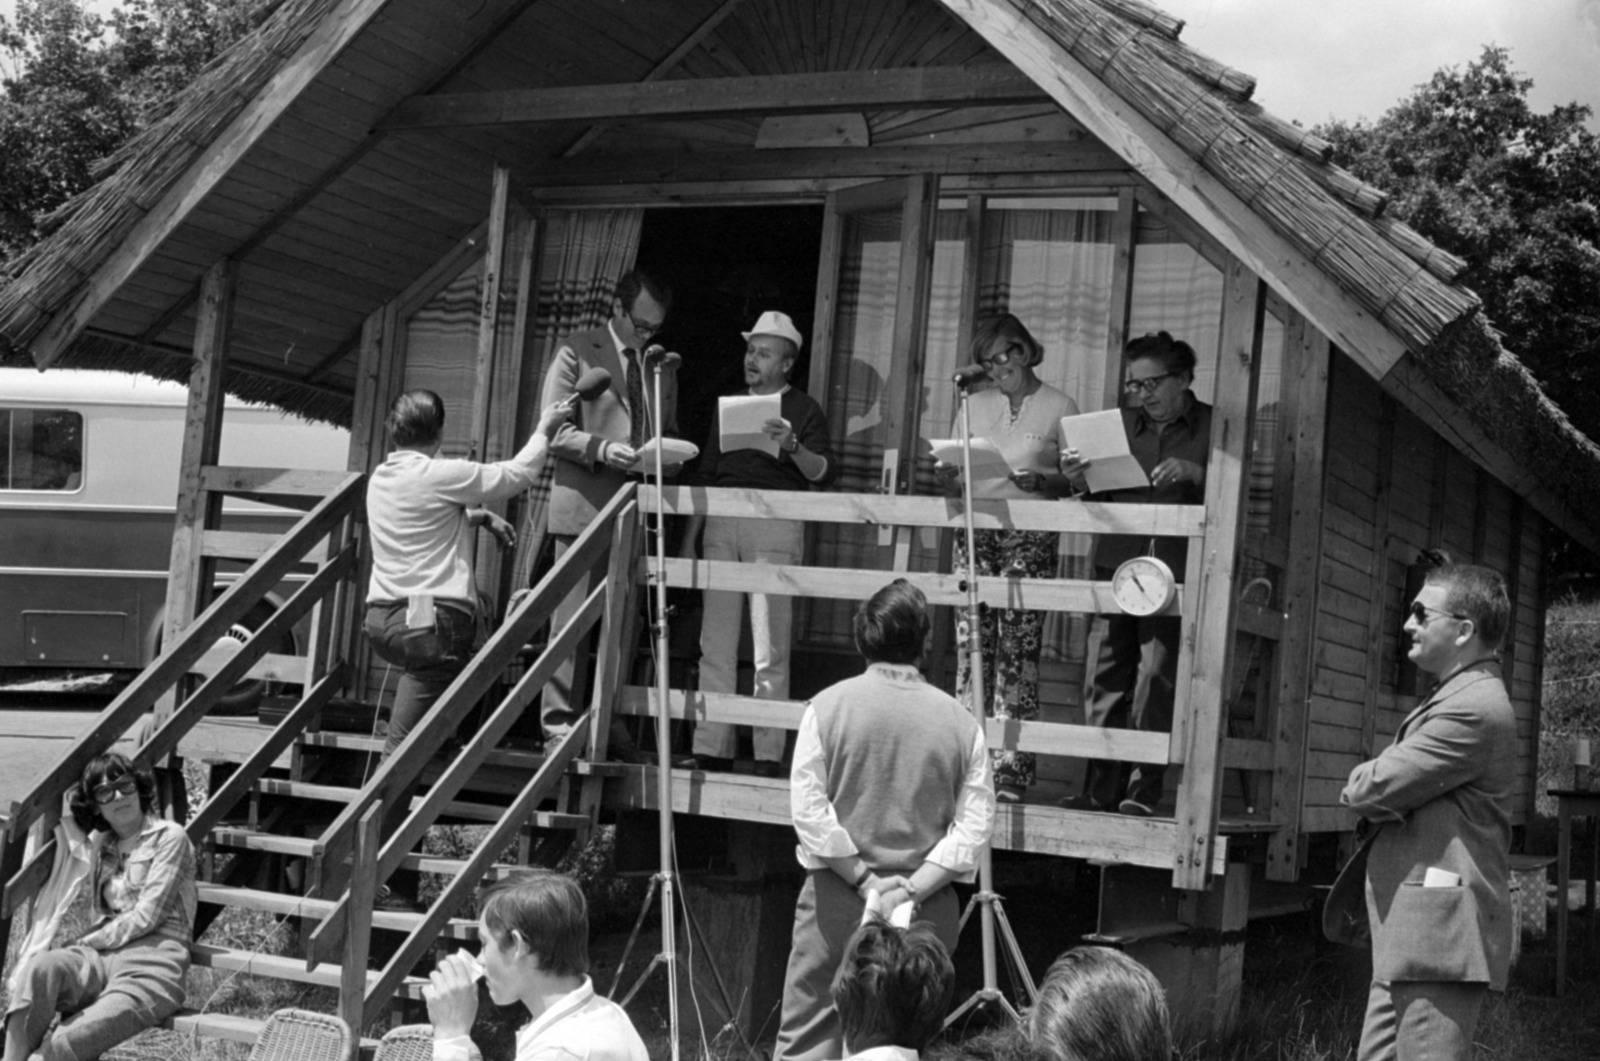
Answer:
[
  {"left": 991, "top": 895, "right": 1038, "bottom": 1002},
  {"left": 608, "top": 873, "right": 662, "bottom": 997}
]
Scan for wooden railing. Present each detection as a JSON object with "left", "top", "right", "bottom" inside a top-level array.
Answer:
[
  {"left": 304, "top": 484, "right": 644, "bottom": 1029},
  {"left": 0, "top": 470, "right": 364, "bottom": 949},
  {"left": 633, "top": 484, "right": 1275, "bottom": 881}
]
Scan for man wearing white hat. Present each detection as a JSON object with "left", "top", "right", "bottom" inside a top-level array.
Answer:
[{"left": 678, "top": 310, "right": 837, "bottom": 775}]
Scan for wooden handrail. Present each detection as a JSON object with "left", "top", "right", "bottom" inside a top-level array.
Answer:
[
  {"left": 643, "top": 485, "right": 1205, "bottom": 537},
  {"left": 2, "top": 472, "right": 364, "bottom": 841},
  {"left": 302, "top": 484, "right": 636, "bottom": 901}
]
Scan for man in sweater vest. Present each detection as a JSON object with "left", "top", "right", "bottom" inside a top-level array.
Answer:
[{"left": 776, "top": 580, "right": 995, "bottom": 1061}]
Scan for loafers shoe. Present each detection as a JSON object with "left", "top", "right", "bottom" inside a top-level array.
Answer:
[{"left": 1117, "top": 798, "right": 1154, "bottom": 817}]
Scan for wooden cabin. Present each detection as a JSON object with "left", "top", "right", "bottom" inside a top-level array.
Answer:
[{"left": 3, "top": 0, "right": 1598, "bottom": 1051}]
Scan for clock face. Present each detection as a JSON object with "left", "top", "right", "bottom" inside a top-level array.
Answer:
[{"left": 1111, "top": 556, "right": 1177, "bottom": 617}]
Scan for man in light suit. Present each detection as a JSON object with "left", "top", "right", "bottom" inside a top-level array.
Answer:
[
  {"left": 1341, "top": 562, "right": 1515, "bottom": 1061},
  {"left": 538, "top": 270, "right": 678, "bottom": 744}
]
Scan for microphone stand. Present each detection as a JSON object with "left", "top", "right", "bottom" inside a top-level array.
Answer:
[
  {"left": 945, "top": 372, "right": 1036, "bottom": 1026},
  {"left": 609, "top": 350, "right": 683, "bottom": 1061}
]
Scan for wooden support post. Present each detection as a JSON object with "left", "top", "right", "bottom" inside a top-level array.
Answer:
[
  {"left": 1102, "top": 187, "right": 1137, "bottom": 412},
  {"left": 1128, "top": 862, "right": 1251, "bottom": 1045},
  {"left": 1358, "top": 400, "right": 1398, "bottom": 750},
  {"left": 1265, "top": 315, "right": 1329, "bottom": 881},
  {"left": 470, "top": 164, "right": 514, "bottom": 610},
  {"left": 157, "top": 259, "right": 235, "bottom": 729},
  {"left": 341, "top": 804, "right": 380, "bottom": 1054},
  {"left": 1170, "top": 257, "right": 1262, "bottom": 890}
]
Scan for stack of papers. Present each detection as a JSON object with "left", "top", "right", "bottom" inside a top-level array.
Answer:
[
  {"left": 1059, "top": 410, "right": 1149, "bottom": 493},
  {"left": 927, "top": 437, "right": 1013, "bottom": 481},
  {"left": 719, "top": 393, "right": 782, "bottom": 457}
]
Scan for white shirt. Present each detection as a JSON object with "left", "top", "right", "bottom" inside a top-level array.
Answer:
[
  {"left": 432, "top": 976, "right": 648, "bottom": 1061},
  {"left": 790, "top": 665, "right": 993, "bottom": 881},
  {"left": 365, "top": 432, "right": 549, "bottom": 606},
  {"left": 963, "top": 383, "right": 1078, "bottom": 501}
]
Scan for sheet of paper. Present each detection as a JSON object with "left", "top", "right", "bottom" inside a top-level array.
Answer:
[
  {"left": 1059, "top": 410, "right": 1149, "bottom": 493},
  {"left": 636, "top": 437, "right": 698, "bottom": 467},
  {"left": 927, "top": 437, "right": 1013, "bottom": 482},
  {"left": 719, "top": 393, "right": 782, "bottom": 458}
]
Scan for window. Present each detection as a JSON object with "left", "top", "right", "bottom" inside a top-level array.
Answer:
[{"left": 2, "top": 408, "right": 84, "bottom": 491}]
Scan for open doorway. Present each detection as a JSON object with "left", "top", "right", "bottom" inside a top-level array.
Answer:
[{"left": 633, "top": 204, "right": 824, "bottom": 455}]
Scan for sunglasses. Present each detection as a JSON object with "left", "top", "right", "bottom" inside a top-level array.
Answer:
[
  {"left": 626, "top": 311, "right": 663, "bottom": 340},
  {"left": 1408, "top": 601, "right": 1468, "bottom": 626},
  {"left": 1123, "top": 372, "right": 1175, "bottom": 395},
  {"left": 979, "top": 342, "right": 1026, "bottom": 368},
  {"left": 92, "top": 777, "right": 139, "bottom": 805}
]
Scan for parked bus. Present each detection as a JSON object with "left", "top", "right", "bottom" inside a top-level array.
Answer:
[{"left": 0, "top": 367, "right": 350, "bottom": 709}]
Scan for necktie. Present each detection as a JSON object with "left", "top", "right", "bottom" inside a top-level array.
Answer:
[{"left": 625, "top": 348, "right": 645, "bottom": 449}]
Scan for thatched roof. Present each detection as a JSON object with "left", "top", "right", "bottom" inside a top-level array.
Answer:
[{"left": 0, "top": 0, "right": 1594, "bottom": 547}]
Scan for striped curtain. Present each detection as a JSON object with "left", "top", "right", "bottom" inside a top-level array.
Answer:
[{"left": 509, "top": 208, "right": 644, "bottom": 590}]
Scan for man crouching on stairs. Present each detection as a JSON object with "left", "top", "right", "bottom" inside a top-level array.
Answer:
[{"left": 425, "top": 869, "right": 647, "bottom": 1061}]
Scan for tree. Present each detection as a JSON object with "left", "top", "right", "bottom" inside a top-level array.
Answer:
[
  {"left": 1316, "top": 45, "right": 1600, "bottom": 443},
  {"left": 0, "top": 0, "right": 269, "bottom": 262}
]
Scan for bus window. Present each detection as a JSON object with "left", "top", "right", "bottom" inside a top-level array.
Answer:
[{"left": 1, "top": 407, "right": 84, "bottom": 491}]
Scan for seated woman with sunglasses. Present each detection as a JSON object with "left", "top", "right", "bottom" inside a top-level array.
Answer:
[
  {"left": 4, "top": 753, "right": 196, "bottom": 1061},
  {"left": 933, "top": 314, "right": 1079, "bottom": 804}
]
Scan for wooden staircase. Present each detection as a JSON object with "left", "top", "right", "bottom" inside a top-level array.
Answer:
[{"left": 0, "top": 477, "right": 646, "bottom": 1059}]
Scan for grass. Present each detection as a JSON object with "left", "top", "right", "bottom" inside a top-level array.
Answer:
[{"left": 7, "top": 594, "right": 1600, "bottom": 1060}]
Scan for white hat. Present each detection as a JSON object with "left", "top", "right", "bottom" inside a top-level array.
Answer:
[{"left": 742, "top": 310, "right": 804, "bottom": 352}]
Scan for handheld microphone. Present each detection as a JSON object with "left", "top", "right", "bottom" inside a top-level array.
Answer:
[
  {"left": 559, "top": 367, "right": 612, "bottom": 410},
  {"left": 952, "top": 363, "right": 990, "bottom": 388},
  {"left": 642, "top": 344, "right": 681, "bottom": 369}
]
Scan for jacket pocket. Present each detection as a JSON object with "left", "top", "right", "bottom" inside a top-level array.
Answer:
[{"left": 1374, "top": 883, "right": 1488, "bottom": 983}]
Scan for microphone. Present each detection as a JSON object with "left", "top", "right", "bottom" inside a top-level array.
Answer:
[
  {"left": 559, "top": 367, "right": 611, "bottom": 410},
  {"left": 952, "top": 363, "right": 990, "bottom": 388},
  {"left": 642, "top": 344, "right": 681, "bottom": 369}
]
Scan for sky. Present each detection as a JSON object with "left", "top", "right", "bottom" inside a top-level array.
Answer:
[
  {"left": 2, "top": 0, "right": 1598, "bottom": 127},
  {"left": 1158, "top": 0, "right": 1600, "bottom": 129}
]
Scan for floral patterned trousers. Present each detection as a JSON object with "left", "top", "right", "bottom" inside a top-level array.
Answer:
[{"left": 954, "top": 528, "right": 1057, "bottom": 790}]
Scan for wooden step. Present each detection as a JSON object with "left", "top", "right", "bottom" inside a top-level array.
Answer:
[
  {"left": 189, "top": 943, "right": 429, "bottom": 1000},
  {"left": 297, "top": 731, "right": 546, "bottom": 770},
  {"left": 253, "top": 778, "right": 589, "bottom": 829},
  {"left": 211, "top": 827, "right": 319, "bottom": 857},
  {"left": 197, "top": 883, "right": 479, "bottom": 940}
]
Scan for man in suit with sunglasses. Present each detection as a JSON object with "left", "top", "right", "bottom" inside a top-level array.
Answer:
[
  {"left": 1341, "top": 562, "right": 1515, "bottom": 1061},
  {"left": 538, "top": 270, "right": 679, "bottom": 747}
]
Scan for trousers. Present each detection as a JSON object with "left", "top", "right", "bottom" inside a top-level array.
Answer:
[
  {"left": 1080, "top": 591, "right": 1180, "bottom": 809},
  {"left": 1357, "top": 979, "right": 1487, "bottom": 1061},
  {"left": 364, "top": 599, "right": 476, "bottom": 757},
  {"left": 692, "top": 516, "right": 804, "bottom": 764},
  {"left": 773, "top": 872, "right": 959, "bottom": 1061},
  {"left": 4, "top": 939, "right": 188, "bottom": 1061}
]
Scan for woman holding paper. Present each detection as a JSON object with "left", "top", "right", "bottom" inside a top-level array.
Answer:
[
  {"left": 935, "top": 313, "right": 1079, "bottom": 803},
  {"left": 678, "top": 310, "right": 838, "bottom": 775}
]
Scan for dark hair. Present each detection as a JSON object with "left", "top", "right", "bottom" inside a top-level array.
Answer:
[
  {"left": 853, "top": 579, "right": 931, "bottom": 665},
  {"left": 70, "top": 753, "right": 158, "bottom": 833},
  {"left": 972, "top": 313, "right": 1044, "bottom": 368},
  {"left": 1123, "top": 331, "right": 1196, "bottom": 378},
  {"left": 1027, "top": 947, "right": 1171, "bottom": 1061},
  {"left": 615, "top": 269, "right": 673, "bottom": 315},
  {"left": 1427, "top": 562, "right": 1511, "bottom": 650},
  {"left": 386, "top": 389, "right": 445, "bottom": 449},
  {"left": 831, "top": 921, "right": 955, "bottom": 1053},
  {"left": 479, "top": 869, "right": 589, "bottom": 978}
]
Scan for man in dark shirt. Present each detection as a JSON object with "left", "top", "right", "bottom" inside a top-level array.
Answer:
[
  {"left": 676, "top": 311, "right": 837, "bottom": 775},
  {"left": 1059, "top": 331, "right": 1211, "bottom": 816}
]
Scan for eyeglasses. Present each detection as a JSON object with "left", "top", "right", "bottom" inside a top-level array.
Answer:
[
  {"left": 626, "top": 311, "right": 663, "bottom": 340},
  {"left": 1123, "top": 372, "right": 1175, "bottom": 395},
  {"left": 979, "top": 342, "right": 1025, "bottom": 369},
  {"left": 92, "top": 777, "right": 139, "bottom": 805},
  {"left": 1408, "top": 601, "right": 1468, "bottom": 626}
]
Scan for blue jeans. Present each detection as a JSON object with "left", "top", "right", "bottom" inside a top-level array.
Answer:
[
  {"left": 364, "top": 600, "right": 476, "bottom": 757},
  {"left": 5, "top": 939, "right": 189, "bottom": 1061}
]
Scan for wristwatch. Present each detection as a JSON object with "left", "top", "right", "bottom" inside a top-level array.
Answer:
[{"left": 784, "top": 435, "right": 800, "bottom": 454}]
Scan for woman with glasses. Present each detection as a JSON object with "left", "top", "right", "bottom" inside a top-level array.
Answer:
[
  {"left": 4, "top": 753, "right": 196, "bottom": 1061},
  {"left": 935, "top": 313, "right": 1079, "bottom": 803}
]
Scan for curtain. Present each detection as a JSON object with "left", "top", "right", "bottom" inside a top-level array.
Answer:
[{"left": 509, "top": 208, "right": 644, "bottom": 590}]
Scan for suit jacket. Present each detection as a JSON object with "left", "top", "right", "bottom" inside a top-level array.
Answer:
[
  {"left": 539, "top": 324, "right": 679, "bottom": 537},
  {"left": 1340, "top": 660, "right": 1515, "bottom": 989}
]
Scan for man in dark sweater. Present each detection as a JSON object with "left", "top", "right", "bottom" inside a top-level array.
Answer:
[{"left": 677, "top": 310, "right": 837, "bottom": 775}]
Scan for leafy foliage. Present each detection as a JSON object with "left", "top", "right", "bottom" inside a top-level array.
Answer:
[
  {"left": 0, "top": 0, "right": 271, "bottom": 261},
  {"left": 1316, "top": 46, "right": 1600, "bottom": 443}
]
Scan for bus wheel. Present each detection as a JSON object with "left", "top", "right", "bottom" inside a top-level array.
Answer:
[{"left": 210, "top": 603, "right": 295, "bottom": 716}]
